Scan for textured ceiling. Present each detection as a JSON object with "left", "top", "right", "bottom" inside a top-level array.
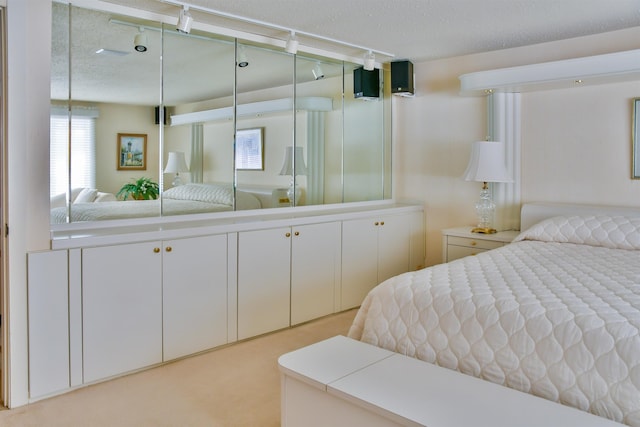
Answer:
[
  {"left": 105, "top": 0, "right": 640, "bottom": 62},
  {"left": 54, "top": 0, "right": 640, "bottom": 105}
]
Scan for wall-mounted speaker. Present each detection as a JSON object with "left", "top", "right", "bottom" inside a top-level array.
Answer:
[
  {"left": 154, "top": 106, "right": 168, "bottom": 125},
  {"left": 390, "top": 60, "right": 414, "bottom": 96},
  {"left": 353, "top": 67, "right": 379, "bottom": 100}
]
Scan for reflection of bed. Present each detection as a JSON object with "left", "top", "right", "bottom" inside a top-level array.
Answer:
[
  {"left": 50, "top": 183, "right": 261, "bottom": 223},
  {"left": 348, "top": 203, "right": 640, "bottom": 426}
]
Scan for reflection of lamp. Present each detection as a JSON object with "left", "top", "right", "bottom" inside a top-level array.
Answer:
[
  {"left": 463, "top": 140, "right": 512, "bottom": 234},
  {"left": 279, "top": 146, "right": 307, "bottom": 205},
  {"left": 312, "top": 62, "right": 324, "bottom": 80},
  {"left": 164, "top": 151, "right": 189, "bottom": 186}
]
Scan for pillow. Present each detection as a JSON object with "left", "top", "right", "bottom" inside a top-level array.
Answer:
[
  {"left": 514, "top": 215, "right": 640, "bottom": 250},
  {"left": 95, "top": 192, "right": 117, "bottom": 202},
  {"left": 73, "top": 188, "right": 98, "bottom": 203},
  {"left": 163, "top": 183, "right": 233, "bottom": 206}
]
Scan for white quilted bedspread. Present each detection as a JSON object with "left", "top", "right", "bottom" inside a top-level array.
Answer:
[{"left": 348, "top": 215, "right": 640, "bottom": 426}]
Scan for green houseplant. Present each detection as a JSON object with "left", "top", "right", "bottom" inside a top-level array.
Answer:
[{"left": 117, "top": 177, "right": 159, "bottom": 200}]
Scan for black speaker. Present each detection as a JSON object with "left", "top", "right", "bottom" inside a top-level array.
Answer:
[
  {"left": 391, "top": 60, "right": 414, "bottom": 95},
  {"left": 154, "top": 106, "right": 167, "bottom": 125},
  {"left": 353, "top": 67, "right": 379, "bottom": 99}
]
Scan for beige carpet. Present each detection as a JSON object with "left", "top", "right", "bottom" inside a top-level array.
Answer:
[{"left": 0, "top": 309, "right": 358, "bottom": 427}]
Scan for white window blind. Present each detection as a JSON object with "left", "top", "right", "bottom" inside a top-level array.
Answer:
[{"left": 50, "top": 106, "right": 98, "bottom": 197}]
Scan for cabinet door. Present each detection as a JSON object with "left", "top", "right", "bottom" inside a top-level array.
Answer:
[
  {"left": 341, "top": 218, "right": 379, "bottom": 310},
  {"left": 291, "top": 222, "right": 340, "bottom": 325},
  {"left": 82, "top": 241, "right": 163, "bottom": 383},
  {"left": 28, "top": 250, "right": 70, "bottom": 398},
  {"left": 377, "top": 214, "right": 411, "bottom": 283},
  {"left": 163, "top": 234, "right": 228, "bottom": 361},
  {"left": 238, "top": 227, "right": 291, "bottom": 340}
]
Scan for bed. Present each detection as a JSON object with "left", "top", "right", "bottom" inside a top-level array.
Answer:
[
  {"left": 348, "top": 203, "right": 640, "bottom": 426},
  {"left": 50, "top": 183, "right": 262, "bottom": 223}
]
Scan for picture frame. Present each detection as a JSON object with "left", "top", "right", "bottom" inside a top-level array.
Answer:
[
  {"left": 117, "top": 133, "right": 147, "bottom": 171},
  {"left": 633, "top": 99, "right": 640, "bottom": 179},
  {"left": 235, "top": 127, "right": 264, "bottom": 171}
]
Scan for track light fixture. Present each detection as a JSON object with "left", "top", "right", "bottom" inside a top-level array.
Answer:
[
  {"left": 285, "top": 31, "right": 298, "bottom": 54},
  {"left": 177, "top": 5, "right": 193, "bottom": 34},
  {"left": 237, "top": 45, "right": 249, "bottom": 67},
  {"left": 134, "top": 27, "right": 148, "bottom": 52},
  {"left": 364, "top": 50, "right": 375, "bottom": 71},
  {"left": 312, "top": 62, "right": 325, "bottom": 80}
]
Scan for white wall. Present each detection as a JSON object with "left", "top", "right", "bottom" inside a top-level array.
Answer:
[{"left": 394, "top": 26, "right": 640, "bottom": 267}]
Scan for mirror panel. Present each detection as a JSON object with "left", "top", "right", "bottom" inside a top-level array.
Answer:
[
  {"left": 162, "top": 26, "right": 236, "bottom": 216},
  {"left": 51, "top": 3, "right": 391, "bottom": 226},
  {"left": 235, "top": 42, "right": 295, "bottom": 208}
]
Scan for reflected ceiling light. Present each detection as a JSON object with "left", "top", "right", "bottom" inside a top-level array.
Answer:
[
  {"left": 285, "top": 31, "right": 298, "bottom": 54},
  {"left": 312, "top": 62, "right": 325, "bottom": 80},
  {"left": 237, "top": 46, "right": 249, "bottom": 67},
  {"left": 364, "top": 50, "right": 375, "bottom": 71},
  {"left": 134, "top": 27, "right": 148, "bottom": 52},
  {"left": 177, "top": 5, "right": 193, "bottom": 34}
]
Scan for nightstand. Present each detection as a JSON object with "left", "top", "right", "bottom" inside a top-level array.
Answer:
[{"left": 442, "top": 227, "right": 520, "bottom": 262}]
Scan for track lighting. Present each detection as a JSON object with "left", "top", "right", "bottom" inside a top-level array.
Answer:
[
  {"left": 237, "top": 46, "right": 249, "bottom": 67},
  {"left": 312, "top": 62, "right": 324, "bottom": 80},
  {"left": 364, "top": 50, "right": 375, "bottom": 71},
  {"left": 177, "top": 5, "right": 193, "bottom": 34},
  {"left": 134, "top": 27, "right": 148, "bottom": 52},
  {"left": 285, "top": 31, "right": 298, "bottom": 54}
]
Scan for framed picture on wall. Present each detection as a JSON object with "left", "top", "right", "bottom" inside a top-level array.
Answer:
[
  {"left": 235, "top": 128, "right": 264, "bottom": 171},
  {"left": 117, "top": 133, "right": 147, "bottom": 170}
]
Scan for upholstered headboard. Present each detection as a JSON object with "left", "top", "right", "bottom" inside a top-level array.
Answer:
[{"left": 520, "top": 202, "right": 640, "bottom": 232}]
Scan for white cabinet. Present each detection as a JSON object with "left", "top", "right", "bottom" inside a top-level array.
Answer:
[
  {"left": 27, "top": 250, "right": 70, "bottom": 398},
  {"left": 237, "top": 227, "right": 291, "bottom": 340},
  {"left": 442, "top": 227, "right": 518, "bottom": 262},
  {"left": 163, "top": 234, "right": 228, "bottom": 361},
  {"left": 291, "top": 222, "right": 341, "bottom": 325},
  {"left": 341, "top": 213, "right": 412, "bottom": 310},
  {"left": 82, "top": 241, "right": 163, "bottom": 383},
  {"left": 237, "top": 221, "right": 341, "bottom": 339}
]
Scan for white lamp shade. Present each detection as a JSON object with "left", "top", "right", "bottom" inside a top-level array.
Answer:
[
  {"left": 164, "top": 151, "right": 189, "bottom": 174},
  {"left": 463, "top": 141, "right": 512, "bottom": 183},
  {"left": 279, "top": 146, "right": 307, "bottom": 176}
]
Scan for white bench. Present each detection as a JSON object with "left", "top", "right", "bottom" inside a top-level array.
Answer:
[{"left": 278, "top": 335, "right": 625, "bottom": 427}]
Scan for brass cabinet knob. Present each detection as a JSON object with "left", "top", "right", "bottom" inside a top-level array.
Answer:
[
  {"left": 294, "top": 231, "right": 300, "bottom": 236},
  {"left": 285, "top": 232, "right": 291, "bottom": 237},
  {"left": 153, "top": 247, "right": 160, "bottom": 253},
  {"left": 165, "top": 246, "right": 172, "bottom": 252},
  {"left": 471, "top": 241, "right": 477, "bottom": 246},
  {"left": 374, "top": 221, "right": 379, "bottom": 226},
  {"left": 380, "top": 221, "right": 385, "bottom": 226}
]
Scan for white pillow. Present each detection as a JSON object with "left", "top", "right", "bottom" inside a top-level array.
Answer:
[
  {"left": 514, "top": 215, "right": 640, "bottom": 250},
  {"left": 163, "top": 183, "right": 233, "bottom": 205},
  {"left": 73, "top": 188, "right": 98, "bottom": 203}
]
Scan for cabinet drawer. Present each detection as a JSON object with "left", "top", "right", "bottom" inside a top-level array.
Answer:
[
  {"left": 447, "top": 236, "right": 504, "bottom": 250},
  {"left": 447, "top": 244, "right": 487, "bottom": 261}
]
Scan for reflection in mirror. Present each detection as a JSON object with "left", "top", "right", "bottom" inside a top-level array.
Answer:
[
  {"left": 343, "top": 64, "right": 387, "bottom": 202},
  {"left": 235, "top": 42, "right": 295, "bottom": 208},
  {"left": 51, "top": 3, "right": 162, "bottom": 223},
  {"left": 161, "top": 26, "right": 238, "bottom": 216},
  {"left": 295, "top": 55, "right": 344, "bottom": 206},
  {"left": 51, "top": 3, "right": 391, "bottom": 226}
]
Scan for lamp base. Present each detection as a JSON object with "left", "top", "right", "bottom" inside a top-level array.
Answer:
[{"left": 471, "top": 227, "right": 497, "bottom": 234}]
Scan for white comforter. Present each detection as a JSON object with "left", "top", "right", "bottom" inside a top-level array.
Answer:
[{"left": 348, "top": 215, "right": 640, "bottom": 426}]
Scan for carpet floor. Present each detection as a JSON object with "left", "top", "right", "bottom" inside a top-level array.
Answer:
[{"left": 0, "top": 309, "right": 358, "bottom": 427}]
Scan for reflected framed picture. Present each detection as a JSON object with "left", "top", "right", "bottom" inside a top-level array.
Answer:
[
  {"left": 633, "top": 99, "right": 640, "bottom": 179},
  {"left": 117, "top": 133, "right": 147, "bottom": 171},
  {"left": 235, "top": 127, "right": 264, "bottom": 171}
]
